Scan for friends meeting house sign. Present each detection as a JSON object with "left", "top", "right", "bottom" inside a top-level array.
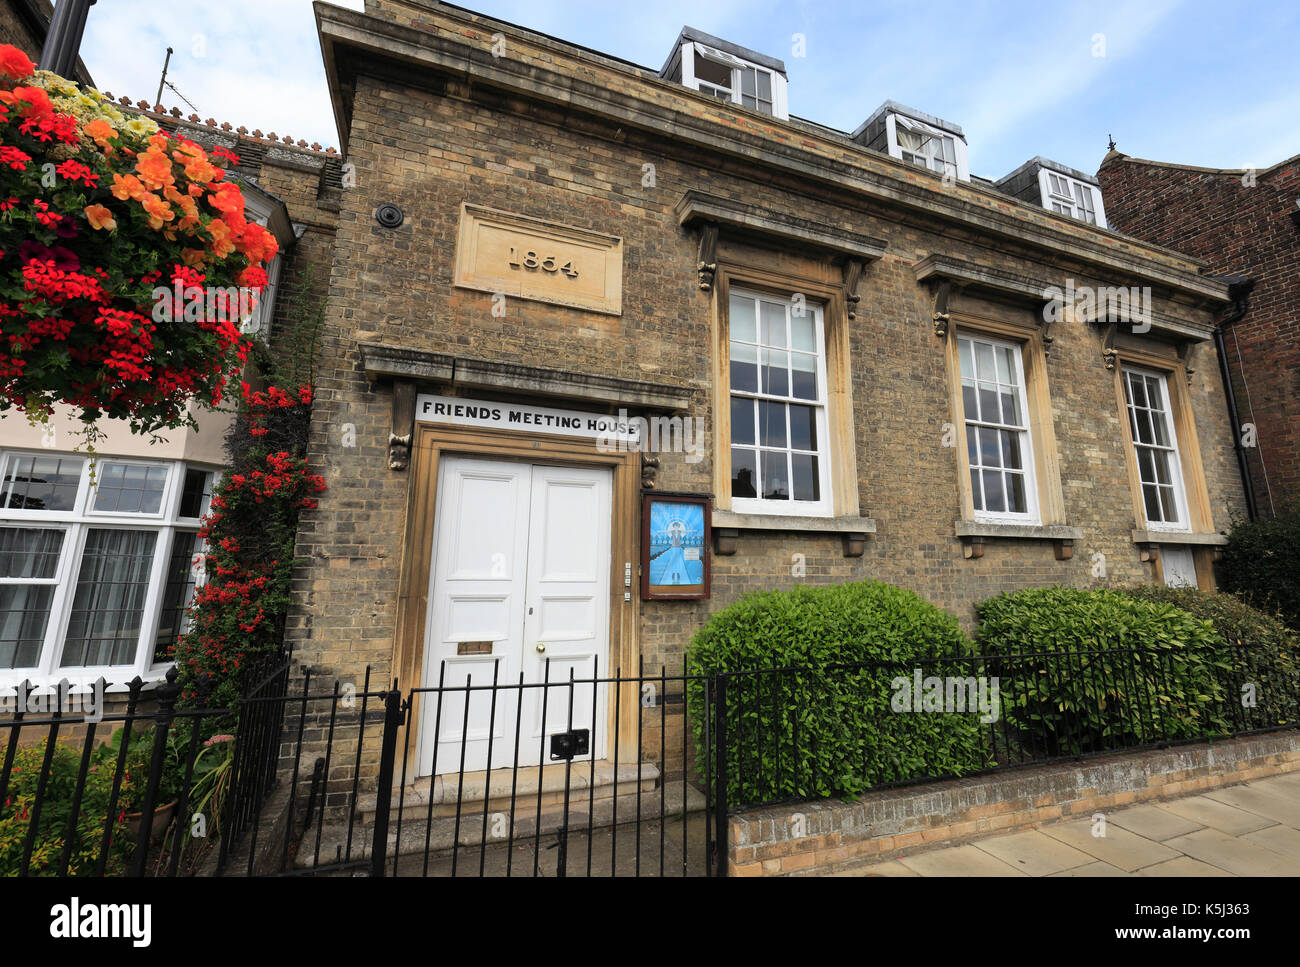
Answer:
[{"left": 416, "top": 393, "right": 641, "bottom": 445}]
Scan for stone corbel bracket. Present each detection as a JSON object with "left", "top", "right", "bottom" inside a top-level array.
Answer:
[
  {"left": 675, "top": 190, "right": 886, "bottom": 295},
  {"left": 913, "top": 255, "right": 1055, "bottom": 353},
  {"left": 842, "top": 257, "right": 867, "bottom": 320},
  {"left": 388, "top": 380, "right": 417, "bottom": 471}
]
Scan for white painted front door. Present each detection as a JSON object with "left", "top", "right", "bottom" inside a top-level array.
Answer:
[{"left": 419, "top": 456, "right": 611, "bottom": 776}]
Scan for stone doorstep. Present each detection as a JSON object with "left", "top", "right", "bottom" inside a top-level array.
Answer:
[
  {"left": 297, "top": 782, "right": 707, "bottom": 869},
  {"left": 353, "top": 760, "right": 662, "bottom": 821}
]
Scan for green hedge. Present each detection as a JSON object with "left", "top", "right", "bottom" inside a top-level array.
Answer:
[
  {"left": 1119, "top": 584, "right": 1299, "bottom": 728},
  {"left": 1220, "top": 505, "right": 1300, "bottom": 630},
  {"left": 685, "top": 581, "right": 990, "bottom": 805},
  {"left": 976, "top": 586, "right": 1231, "bottom": 755}
]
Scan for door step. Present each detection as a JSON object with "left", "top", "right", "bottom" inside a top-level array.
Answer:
[
  {"left": 355, "top": 760, "right": 661, "bottom": 822},
  {"left": 296, "top": 777, "right": 706, "bottom": 869}
]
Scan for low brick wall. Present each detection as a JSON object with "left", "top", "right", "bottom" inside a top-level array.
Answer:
[{"left": 729, "top": 730, "right": 1300, "bottom": 876}]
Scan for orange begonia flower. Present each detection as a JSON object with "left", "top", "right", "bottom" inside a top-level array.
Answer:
[
  {"left": 0, "top": 44, "right": 36, "bottom": 80},
  {"left": 140, "top": 192, "right": 174, "bottom": 230},
  {"left": 84, "top": 118, "right": 115, "bottom": 146},
  {"left": 181, "top": 247, "right": 208, "bottom": 267},
  {"left": 135, "top": 149, "right": 175, "bottom": 191},
  {"left": 111, "top": 173, "right": 148, "bottom": 202},
  {"left": 84, "top": 204, "right": 117, "bottom": 231}
]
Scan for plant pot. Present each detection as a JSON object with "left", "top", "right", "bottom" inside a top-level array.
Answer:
[{"left": 125, "top": 800, "right": 177, "bottom": 843}]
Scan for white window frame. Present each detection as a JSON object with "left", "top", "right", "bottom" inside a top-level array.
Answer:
[
  {"left": 1121, "top": 367, "right": 1190, "bottom": 533},
  {"left": 680, "top": 42, "right": 788, "bottom": 119},
  {"left": 727, "top": 289, "right": 833, "bottom": 518},
  {"left": 885, "top": 114, "right": 969, "bottom": 182},
  {"left": 0, "top": 452, "right": 217, "bottom": 691},
  {"left": 1040, "top": 170, "right": 1106, "bottom": 227},
  {"left": 956, "top": 332, "right": 1040, "bottom": 525}
]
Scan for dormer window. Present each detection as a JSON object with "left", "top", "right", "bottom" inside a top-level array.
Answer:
[
  {"left": 662, "top": 29, "right": 788, "bottom": 120},
  {"left": 1045, "top": 172, "right": 1099, "bottom": 224},
  {"left": 896, "top": 117, "right": 957, "bottom": 175}
]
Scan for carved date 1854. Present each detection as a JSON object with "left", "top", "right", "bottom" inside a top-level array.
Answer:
[{"left": 508, "top": 246, "right": 579, "bottom": 278}]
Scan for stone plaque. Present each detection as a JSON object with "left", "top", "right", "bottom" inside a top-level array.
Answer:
[{"left": 453, "top": 204, "right": 623, "bottom": 315}]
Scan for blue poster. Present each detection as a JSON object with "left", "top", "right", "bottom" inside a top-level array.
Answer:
[{"left": 647, "top": 500, "right": 705, "bottom": 587}]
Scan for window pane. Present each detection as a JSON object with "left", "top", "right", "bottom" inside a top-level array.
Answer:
[
  {"left": 761, "top": 450, "right": 789, "bottom": 500},
  {"left": 1152, "top": 449, "right": 1173, "bottom": 485},
  {"left": 758, "top": 400, "right": 787, "bottom": 447},
  {"left": 1, "top": 455, "right": 83, "bottom": 511},
  {"left": 970, "top": 468, "right": 984, "bottom": 511},
  {"left": 93, "top": 462, "right": 167, "bottom": 514},
  {"left": 1136, "top": 447, "right": 1157, "bottom": 485},
  {"left": 974, "top": 341, "right": 996, "bottom": 381},
  {"left": 1000, "top": 430, "right": 1023, "bottom": 470},
  {"left": 1149, "top": 409, "right": 1169, "bottom": 447},
  {"left": 978, "top": 386, "right": 1000, "bottom": 423},
  {"left": 978, "top": 427, "right": 1002, "bottom": 468},
  {"left": 961, "top": 381, "right": 978, "bottom": 418},
  {"left": 1127, "top": 373, "right": 1147, "bottom": 408},
  {"left": 790, "top": 352, "right": 817, "bottom": 400},
  {"left": 1159, "top": 486, "right": 1179, "bottom": 523},
  {"left": 791, "top": 453, "right": 820, "bottom": 501},
  {"left": 695, "top": 57, "right": 731, "bottom": 87},
  {"left": 60, "top": 529, "right": 156, "bottom": 667},
  {"left": 730, "top": 396, "right": 755, "bottom": 445},
  {"left": 1135, "top": 408, "right": 1154, "bottom": 445},
  {"left": 154, "top": 531, "right": 203, "bottom": 663},
  {"left": 958, "top": 338, "right": 975, "bottom": 379},
  {"left": 740, "top": 67, "right": 755, "bottom": 97},
  {"left": 0, "top": 585, "right": 52, "bottom": 669},
  {"left": 761, "top": 349, "right": 788, "bottom": 396},
  {"left": 789, "top": 404, "right": 817, "bottom": 451},
  {"left": 729, "top": 295, "right": 756, "bottom": 343},
  {"left": 982, "top": 470, "right": 1006, "bottom": 512},
  {"left": 730, "top": 341, "right": 757, "bottom": 392},
  {"left": 179, "top": 469, "right": 214, "bottom": 519},
  {"left": 790, "top": 313, "right": 815, "bottom": 352},
  {"left": 731, "top": 449, "right": 758, "bottom": 499},
  {"left": 760, "top": 302, "right": 786, "bottom": 348},
  {"left": 1000, "top": 387, "right": 1021, "bottom": 426},
  {"left": 757, "top": 71, "right": 772, "bottom": 100},
  {"left": 0, "top": 526, "right": 64, "bottom": 578},
  {"left": 1007, "top": 473, "right": 1028, "bottom": 513},
  {"left": 966, "top": 428, "right": 978, "bottom": 465},
  {"left": 1143, "top": 484, "right": 1163, "bottom": 522}
]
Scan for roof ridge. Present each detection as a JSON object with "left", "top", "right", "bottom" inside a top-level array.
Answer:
[{"left": 100, "top": 92, "right": 340, "bottom": 157}]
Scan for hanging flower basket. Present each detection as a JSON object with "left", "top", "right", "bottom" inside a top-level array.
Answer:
[{"left": 0, "top": 45, "right": 278, "bottom": 435}]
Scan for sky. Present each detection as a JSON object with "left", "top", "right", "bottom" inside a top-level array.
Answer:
[{"left": 78, "top": 0, "right": 1300, "bottom": 177}]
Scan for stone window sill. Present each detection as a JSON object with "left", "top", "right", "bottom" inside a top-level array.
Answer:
[
  {"left": 953, "top": 521, "right": 1083, "bottom": 560},
  {"left": 1130, "top": 529, "right": 1228, "bottom": 547},
  {"left": 711, "top": 510, "right": 876, "bottom": 557}
]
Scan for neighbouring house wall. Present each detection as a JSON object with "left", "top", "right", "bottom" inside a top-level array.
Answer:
[{"left": 1099, "top": 151, "right": 1300, "bottom": 516}]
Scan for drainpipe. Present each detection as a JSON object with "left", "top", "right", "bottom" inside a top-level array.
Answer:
[
  {"left": 38, "top": 0, "right": 96, "bottom": 79},
  {"left": 1213, "top": 277, "right": 1257, "bottom": 521}
]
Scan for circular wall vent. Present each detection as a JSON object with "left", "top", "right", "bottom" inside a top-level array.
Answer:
[{"left": 375, "top": 203, "right": 404, "bottom": 228}]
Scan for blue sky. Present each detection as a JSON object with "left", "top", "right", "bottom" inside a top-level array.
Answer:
[{"left": 80, "top": 0, "right": 1300, "bottom": 177}]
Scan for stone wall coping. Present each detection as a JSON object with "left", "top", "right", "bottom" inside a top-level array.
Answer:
[
  {"left": 712, "top": 510, "right": 877, "bottom": 534},
  {"left": 359, "top": 341, "right": 693, "bottom": 411},
  {"left": 317, "top": 3, "right": 1230, "bottom": 307},
  {"left": 1131, "top": 529, "right": 1229, "bottom": 547},
  {"left": 954, "top": 521, "right": 1084, "bottom": 541}
]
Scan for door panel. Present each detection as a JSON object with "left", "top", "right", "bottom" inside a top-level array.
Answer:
[{"left": 420, "top": 458, "right": 611, "bottom": 776}]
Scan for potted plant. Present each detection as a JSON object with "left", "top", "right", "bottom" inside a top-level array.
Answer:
[{"left": 97, "top": 725, "right": 188, "bottom": 842}]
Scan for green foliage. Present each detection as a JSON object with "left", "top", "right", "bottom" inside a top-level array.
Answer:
[
  {"left": 976, "top": 586, "right": 1231, "bottom": 755},
  {"left": 1119, "top": 584, "right": 1300, "bottom": 728},
  {"left": 1219, "top": 505, "right": 1300, "bottom": 631},
  {"left": 0, "top": 740, "right": 132, "bottom": 876},
  {"left": 685, "top": 581, "right": 990, "bottom": 805}
]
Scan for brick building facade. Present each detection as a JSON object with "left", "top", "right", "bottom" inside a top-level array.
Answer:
[
  {"left": 1099, "top": 149, "right": 1300, "bottom": 517},
  {"left": 279, "top": 0, "right": 1249, "bottom": 773}
]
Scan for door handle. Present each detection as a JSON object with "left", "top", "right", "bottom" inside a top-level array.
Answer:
[{"left": 535, "top": 642, "right": 546, "bottom": 653}]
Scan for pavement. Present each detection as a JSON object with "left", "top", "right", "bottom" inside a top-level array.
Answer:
[{"left": 841, "top": 770, "right": 1300, "bottom": 877}]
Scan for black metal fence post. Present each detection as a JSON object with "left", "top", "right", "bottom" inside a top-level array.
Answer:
[
  {"left": 712, "top": 674, "right": 728, "bottom": 878},
  {"left": 370, "top": 686, "right": 404, "bottom": 877},
  {"left": 131, "top": 667, "right": 182, "bottom": 876}
]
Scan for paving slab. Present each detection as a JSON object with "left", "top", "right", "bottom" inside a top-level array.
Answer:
[
  {"left": 1161, "top": 828, "right": 1300, "bottom": 877},
  {"left": 1039, "top": 819, "right": 1180, "bottom": 872},
  {"left": 1047, "top": 861, "right": 1128, "bottom": 877},
  {"left": 1203, "top": 784, "right": 1300, "bottom": 828},
  {"left": 1106, "top": 803, "right": 1204, "bottom": 841},
  {"left": 1135, "top": 856, "right": 1233, "bottom": 877},
  {"left": 833, "top": 859, "right": 918, "bottom": 877},
  {"left": 1241, "top": 824, "right": 1300, "bottom": 863},
  {"left": 897, "top": 844, "right": 1026, "bottom": 877},
  {"left": 1157, "top": 796, "right": 1276, "bottom": 835},
  {"left": 972, "top": 829, "right": 1096, "bottom": 876}
]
